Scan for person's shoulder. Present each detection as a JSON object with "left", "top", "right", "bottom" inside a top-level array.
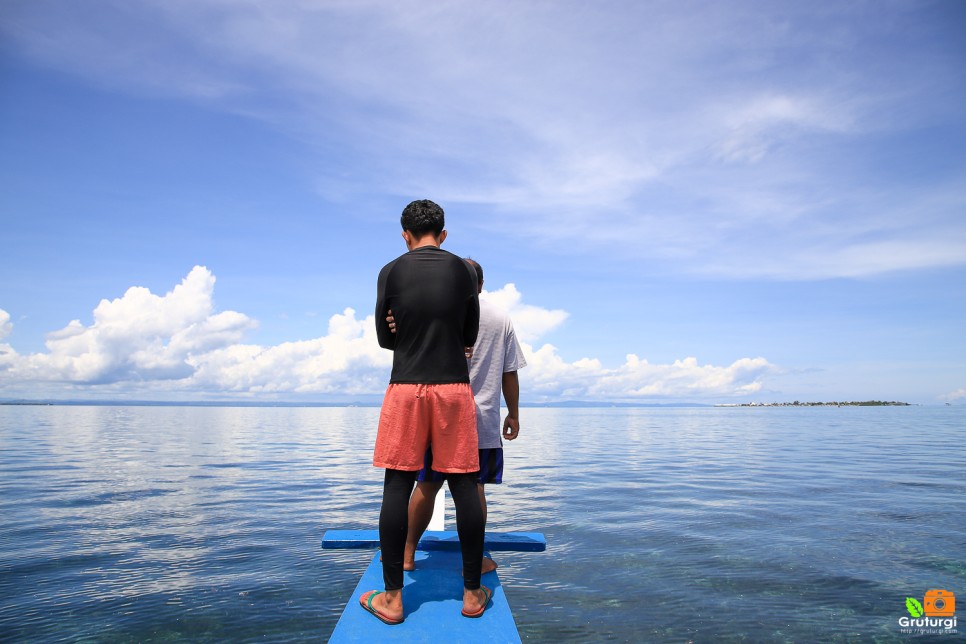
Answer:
[
  {"left": 439, "top": 248, "right": 467, "bottom": 263},
  {"left": 448, "top": 252, "right": 478, "bottom": 280},
  {"left": 480, "top": 299, "right": 512, "bottom": 323},
  {"left": 480, "top": 298, "right": 497, "bottom": 313},
  {"left": 379, "top": 251, "right": 416, "bottom": 281},
  {"left": 378, "top": 253, "right": 404, "bottom": 274}
]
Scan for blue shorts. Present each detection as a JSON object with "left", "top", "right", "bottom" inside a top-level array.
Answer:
[{"left": 417, "top": 445, "right": 504, "bottom": 485}]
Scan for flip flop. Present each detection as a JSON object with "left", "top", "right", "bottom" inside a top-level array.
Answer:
[
  {"left": 461, "top": 585, "right": 492, "bottom": 618},
  {"left": 359, "top": 590, "right": 404, "bottom": 625}
]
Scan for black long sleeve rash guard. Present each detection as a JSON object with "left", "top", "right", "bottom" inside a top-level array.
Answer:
[{"left": 375, "top": 246, "right": 480, "bottom": 384}]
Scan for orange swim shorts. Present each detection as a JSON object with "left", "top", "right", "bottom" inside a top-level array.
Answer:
[{"left": 373, "top": 383, "right": 479, "bottom": 473}]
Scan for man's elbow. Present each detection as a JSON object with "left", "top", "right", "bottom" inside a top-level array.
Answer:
[{"left": 376, "top": 331, "right": 395, "bottom": 350}]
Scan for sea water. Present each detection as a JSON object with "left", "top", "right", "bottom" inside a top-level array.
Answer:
[{"left": 0, "top": 405, "right": 962, "bottom": 642}]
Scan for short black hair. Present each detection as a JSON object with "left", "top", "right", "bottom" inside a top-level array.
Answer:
[
  {"left": 465, "top": 258, "right": 483, "bottom": 285},
  {"left": 400, "top": 199, "right": 445, "bottom": 237}
]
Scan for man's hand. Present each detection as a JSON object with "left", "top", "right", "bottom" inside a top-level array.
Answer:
[{"left": 502, "top": 415, "right": 520, "bottom": 441}]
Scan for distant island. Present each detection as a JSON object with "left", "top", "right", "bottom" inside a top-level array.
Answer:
[{"left": 715, "top": 400, "right": 911, "bottom": 407}]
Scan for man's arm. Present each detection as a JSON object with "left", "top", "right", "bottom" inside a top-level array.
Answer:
[
  {"left": 375, "top": 265, "right": 395, "bottom": 350},
  {"left": 501, "top": 370, "right": 520, "bottom": 440},
  {"left": 461, "top": 262, "right": 480, "bottom": 347},
  {"left": 463, "top": 292, "right": 480, "bottom": 348}
]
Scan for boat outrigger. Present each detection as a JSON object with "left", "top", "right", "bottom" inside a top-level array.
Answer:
[{"left": 322, "top": 497, "right": 546, "bottom": 642}]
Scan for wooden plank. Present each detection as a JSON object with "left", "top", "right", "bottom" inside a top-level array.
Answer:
[
  {"left": 322, "top": 530, "right": 546, "bottom": 552},
  {"left": 328, "top": 549, "right": 521, "bottom": 643}
]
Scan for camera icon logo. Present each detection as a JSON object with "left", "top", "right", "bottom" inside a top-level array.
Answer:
[{"left": 924, "top": 589, "right": 955, "bottom": 617}]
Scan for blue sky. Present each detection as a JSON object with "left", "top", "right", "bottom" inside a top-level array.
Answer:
[{"left": 1, "top": 1, "right": 964, "bottom": 404}]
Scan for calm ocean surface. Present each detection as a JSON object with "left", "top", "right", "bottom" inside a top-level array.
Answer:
[{"left": 0, "top": 405, "right": 963, "bottom": 642}]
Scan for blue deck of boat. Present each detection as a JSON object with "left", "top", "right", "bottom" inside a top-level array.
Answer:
[{"left": 323, "top": 530, "right": 546, "bottom": 643}]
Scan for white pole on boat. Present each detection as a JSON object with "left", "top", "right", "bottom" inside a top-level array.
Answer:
[{"left": 427, "top": 488, "right": 445, "bottom": 531}]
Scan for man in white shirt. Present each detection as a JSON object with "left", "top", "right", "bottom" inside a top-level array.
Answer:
[{"left": 402, "top": 258, "right": 527, "bottom": 574}]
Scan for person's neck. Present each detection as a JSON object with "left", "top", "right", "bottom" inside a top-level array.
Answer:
[
  {"left": 409, "top": 234, "right": 442, "bottom": 250},
  {"left": 403, "top": 228, "right": 446, "bottom": 251}
]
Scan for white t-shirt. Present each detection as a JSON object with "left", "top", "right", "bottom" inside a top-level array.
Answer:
[{"left": 469, "top": 299, "right": 527, "bottom": 449}]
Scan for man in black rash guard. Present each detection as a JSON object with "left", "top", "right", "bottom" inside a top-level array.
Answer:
[{"left": 359, "top": 199, "right": 491, "bottom": 625}]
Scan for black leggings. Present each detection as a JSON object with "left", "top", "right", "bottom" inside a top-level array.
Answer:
[{"left": 379, "top": 468, "right": 484, "bottom": 591}]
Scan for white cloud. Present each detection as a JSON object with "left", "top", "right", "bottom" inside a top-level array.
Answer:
[
  {"left": 480, "top": 284, "right": 568, "bottom": 344},
  {"left": 481, "top": 285, "right": 768, "bottom": 401},
  {"left": 7, "top": 267, "right": 256, "bottom": 384},
  {"left": 940, "top": 388, "right": 966, "bottom": 403},
  {"left": 184, "top": 308, "right": 391, "bottom": 395},
  {"left": 479, "top": 286, "right": 778, "bottom": 400},
  {"left": 0, "top": 309, "right": 16, "bottom": 374},
  {"left": 0, "top": 268, "right": 777, "bottom": 401},
  {"left": 0, "top": 309, "right": 11, "bottom": 342},
  {"left": 714, "top": 93, "right": 853, "bottom": 164},
  {"left": 481, "top": 285, "right": 777, "bottom": 401},
  {"left": 520, "top": 349, "right": 776, "bottom": 401},
  {"left": 3, "top": 1, "right": 962, "bottom": 280}
]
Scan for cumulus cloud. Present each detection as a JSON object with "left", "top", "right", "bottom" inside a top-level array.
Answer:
[
  {"left": 1, "top": 267, "right": 777, "bottom": 400},
  {"left": 185, "top": 308, "right": 391, "bottom": 395},
  {"left": 522, "top": 348, "right": 776, "bottom": 401},
  {"left": 940, "top": 388, "right": 966, "bottom": 403},
  {"left": 0, "top": 309, "right": 11, "bottom": 341},
  {"left": 0, "top": 309, "right": 16, "bottom": 374},
  {"left": 480, "top": 284, "right": 568, "bottom": 344},
  {"left": 7, "top": 267, "right": 256, "bottom": 384}
]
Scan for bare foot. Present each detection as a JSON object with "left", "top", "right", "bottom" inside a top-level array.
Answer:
[
  {"left": 462, "top": 557, "right": 498, "bottom": 577},
  {"left": 359, "top": 589, "right": 404, "bottom": 624},
  {"left": 481, "top": 556, "right": 498, "bottom": 574},
  {"left": 461, "top": 585, "right": 492, "bottom": 618},
  {"left": 379, "top": 552, "right": 416, "bottom": 572},
  {"left": 403, "top": 544, "right": 417, "bottom": 571}
]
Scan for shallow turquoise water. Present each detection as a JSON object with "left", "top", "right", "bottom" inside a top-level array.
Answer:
[{"left": 0, "top": 405, "right": 963, "bottom": 642}]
